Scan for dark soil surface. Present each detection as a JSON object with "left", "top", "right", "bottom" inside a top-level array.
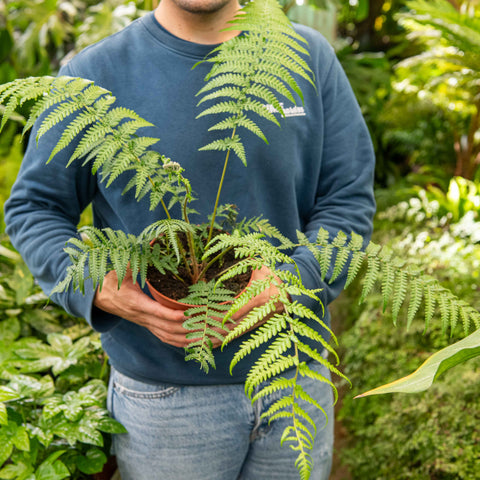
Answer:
[{"left": 146, "top": 238, "right": 251, "bottom": 301}]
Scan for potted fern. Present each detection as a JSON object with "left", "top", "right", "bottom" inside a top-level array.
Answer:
[{"left": 1, "top": 0, "right": 479, "bottom": 478}]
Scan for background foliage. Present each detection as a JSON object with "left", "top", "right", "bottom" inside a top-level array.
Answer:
[{"left": 0, "top": 0, "right": 479, "bottom": 478}]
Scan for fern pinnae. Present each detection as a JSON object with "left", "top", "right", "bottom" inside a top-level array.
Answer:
[
  {"left": 262, "top": 394, "right": 295, "bottom": 419},
  {"left": 88, "top": 136, "right": 121, "bottom": 173},
  {"left": 424, "top": 282, "right": 437, "bottom": 331},
  {"left": 407, "top": 276, "right": 424, "bottom": 330},
  {"left": 298, "top": 361, "right": 341, "bottom": 402},
  {"left": 261, "top": 50, "right": 314, "bottom": 87},
  {"left": 437, "top": 291, "right": 450, "bottom": 334},
  {"left": 296, "top": 342, "right": 346, "bottom": 385},
  {"left": 359, "top": 254, "right": 380, "bottom": 304},
  {"left": 228, "top": 314, "right": 288, "bottom": 371},
  {"left": 196, "top": 86, "right": 244, "bottom": 105},
  {"left": 449, "top": 299, "right": 460, "bottom": 335},
  {"left": 330, "top": 245, "right": 350, "bottom": 284},
  {"left": 210, "top": 115, "right": 268, "bottom": 143},
  {"left": 469, "top": 306, "right": 480, "bottom": 330},
  {"left": 284, "top": 302, "right": 332, "bottom": 340},
  {"left": 294, "top": 384, "right": 326, "bottom": 419},
  {"left": 458, "top": 301, "right": 472, "bottom": 335},
  {"left": 245, "top": 334, "right": 294, "bottom": 380},
  {"left": 290, "top": 320, "right": 337, "bottom": 361},
  {"left": 253, "top": 71, "right": 296, "bottom": 104},
  {"left": 381, "top": 262, "right": 396, "bottom": 314},
  {"left": 34, "top": 100, "right": 79, "bottom": 139},
  {"left": 245, "top": 345, "right": 296, "bottom": 398},
  {"left": 391, "top": 269, "right": 408, "bottom": 325},
  {"left": 47, "top": 102, "right": 113, "bottom": 163},
  {"left": 223, "top": 298, "right": 280, "bottom": 344},
  {"left": 195, "top": 73, "right": 247, "bottom": 95},
  {"left": 71, "top": 124, "right": 110, "bottom": 166},
  {"left": 222, "top": 275, "right": 276, "bottom": 324},
  {"left": 244, "top": 83, "right": 285, "bottom": 116}
]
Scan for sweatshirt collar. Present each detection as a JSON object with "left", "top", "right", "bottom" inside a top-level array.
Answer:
[{"left": 141, "top": 11, "right": 222, "bottom": 59}]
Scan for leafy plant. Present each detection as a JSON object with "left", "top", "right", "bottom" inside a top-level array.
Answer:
[
  {"left": 331, "top": 197, "right": 480, "bottom": 476},
  {"left": 388, "top": 0, "right": 480, "bottom": 180},
  {"left": 1, "top": 0, "right": 480, "bottom": 478},
  {"left": 0, "top": 238, "right": 125, "bottom": 479}
]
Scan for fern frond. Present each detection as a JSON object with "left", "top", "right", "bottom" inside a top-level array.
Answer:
[
  {"left": 196, "top": 0, "right": 314, "bottom": 168},
  {"left": 0, "top": 76, "right": 185, "bottom": 220},
  {"left": 180, "top": 281, "right": 235, "bottom": 372}
]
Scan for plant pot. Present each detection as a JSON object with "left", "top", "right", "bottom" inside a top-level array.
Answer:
[
  {"left": 146, "top": 272, "right": 254, "bottom": 312},
  {"left": 146, "top": 279, "right": 198, "bottom": 310},
  {"left": 145, "top": 234, "right": 253, "bottom": 311}
]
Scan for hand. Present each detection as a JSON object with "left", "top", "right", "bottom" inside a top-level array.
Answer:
[{"left": 93, "top": 268, "right": 191, "bottom": 348}]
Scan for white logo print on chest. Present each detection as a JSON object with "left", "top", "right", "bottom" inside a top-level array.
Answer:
[{"left": 263, "top": 102, "right": 306, "bottom": 117}]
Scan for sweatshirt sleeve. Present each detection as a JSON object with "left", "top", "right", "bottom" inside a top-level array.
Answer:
[
  {"left": 4, "top": 64, "right": 120, "bottom": 332},
  {"left": 283, "top": 52, "right": 376, "bottom": 316}
]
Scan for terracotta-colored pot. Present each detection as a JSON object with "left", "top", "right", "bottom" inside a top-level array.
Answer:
[
  {"left": 146, "top": 279, "right": 197, "bottom": 311},
  {"left": 146, "top": 237, "right": 253, "bottom": 312},
  {"left": 146, "top": 273, "right": 254, "bottom": 312}
]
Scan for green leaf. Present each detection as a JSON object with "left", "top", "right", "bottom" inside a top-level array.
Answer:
[
  {"left": 97, "top": 417, "right": 127, "bottom": 434},
  {"left": 0, "top": 386, "right": 22, "bottom": 403},
  {"left": 0, "top": 403, "right": 7, "bottom": 426},
  {"left": 356, "top": 328, "right": 480, "bottom": 397},
  {"left": 12, "top": 425, "right": 30, "bottom": 451},
  {"left": 0, "top": 318, "right": 21, "bottom": 342},
  {"left": 36, "top": 457, "right": 70, "bottom": 480},
  {"left": 75, "top": 448, "right": 107, "bottom": 475},
  {"left": 0, "top": 438, "right": 13, "bottom": 468}
]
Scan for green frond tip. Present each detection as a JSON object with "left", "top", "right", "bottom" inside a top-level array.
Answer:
[{"left": 195, "top": 0, "right": 314, "bottom": 165}]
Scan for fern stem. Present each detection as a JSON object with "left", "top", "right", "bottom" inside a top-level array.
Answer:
[
  {"left": 196, "top": 246, "right": 235, "bottom": 283},
  {"left": 207, "top": 126, "right": 237, "bottom": 245},
  {"left": 160, "top": 198, "right": 172, "bottom": 220},
  {"left": 180, "top": 184, "right": 200, "bottom": 282},
  {"left": 289, "top": 322, "right": 310, "bottom": 469}
]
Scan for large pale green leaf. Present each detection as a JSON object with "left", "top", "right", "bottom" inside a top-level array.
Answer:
[{"left": 356, "top": 328, "right": 480, "bottom": 397}]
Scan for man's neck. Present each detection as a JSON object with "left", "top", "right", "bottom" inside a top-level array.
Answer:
[{"left": 154, "top": 0, "right": 241, "bottom": 45}]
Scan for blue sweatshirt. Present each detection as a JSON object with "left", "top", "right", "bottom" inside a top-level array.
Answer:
[{"left": 4, "top": 13, "right": 375, "bottom": 385}]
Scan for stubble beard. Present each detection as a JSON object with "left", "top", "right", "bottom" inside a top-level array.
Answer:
[{"left": 170, "top": 0, "right": 236, "bottom": 14}]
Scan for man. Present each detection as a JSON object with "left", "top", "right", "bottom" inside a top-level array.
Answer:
[{"left": 4, "top": 0, "right": 376, "bottom": 478}]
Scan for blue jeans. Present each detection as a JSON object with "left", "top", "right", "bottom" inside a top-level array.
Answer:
[{"left": 107, "top": 359, "right": 334, "bottom": 480}]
